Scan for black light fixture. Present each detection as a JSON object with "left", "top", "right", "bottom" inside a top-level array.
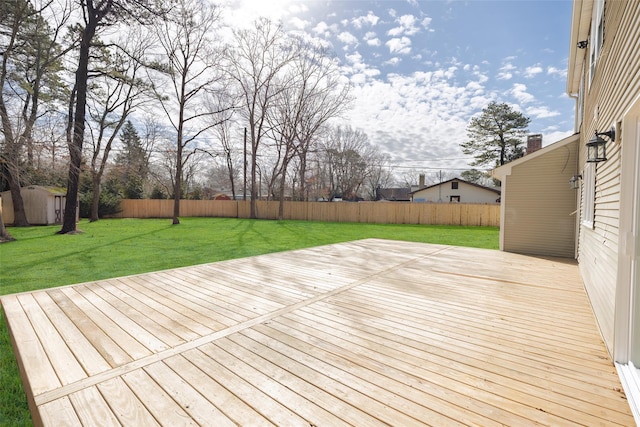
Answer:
[
  {"left": 569, "top": 174, "right": 582, "bottom": 189},
  {"left": 577, "top": 40, "right": 589, "bottom": 49},
  {"left": 586, "top": 127, "right": 615, "bottom": 163}
]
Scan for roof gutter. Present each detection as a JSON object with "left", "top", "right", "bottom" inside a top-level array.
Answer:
[{"left": 566, "top": 0, "right": 593, "bottom": 96}]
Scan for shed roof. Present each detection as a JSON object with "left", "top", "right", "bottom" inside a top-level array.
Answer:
[{"left": 0, "top": 185, "right": 67, "bottom": 197}]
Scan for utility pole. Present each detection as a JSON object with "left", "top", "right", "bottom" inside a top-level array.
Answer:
[
  {"left": 243, "top": 127, "right": 247, "bottom": 201},
  {"left": 438, "top": 170, "right": 443, "bottom": 202}
]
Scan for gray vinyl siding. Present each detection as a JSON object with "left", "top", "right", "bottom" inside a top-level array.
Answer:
[
  {"left": 577, "top": 0, "right": 639, "bottom": 355},
  {"left": 502, "top": 140, "right": 578, "bottom": 258}
]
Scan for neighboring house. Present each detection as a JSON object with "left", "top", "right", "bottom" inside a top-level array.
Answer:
[
  {"left": 0, "top": 186, "right": 67, "bottom": 225},
  {"left": 410, "top": 178, "right": 500, "bottom": 204},
  {"left": 494, "top": 1, "right": 640, "bottom": 420},
  {"left": 375, "top": 187, "right": 411, "bottom": 201},
  {"left": 493, "top": 134, "right": 579, "bottom": 258}
]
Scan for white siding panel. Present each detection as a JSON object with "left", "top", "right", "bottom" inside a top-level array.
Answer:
[
  {"left": 576, "top": 0, "right": 639, "bottom": 355},
  {"left": 502, "top": 140, "right": 578, "bottom": 258}
]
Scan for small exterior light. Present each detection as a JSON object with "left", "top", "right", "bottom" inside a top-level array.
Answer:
[
  {"left": 586, "top": 127, "right": 615, "bottom": 163},
  {"left": 577, "top": 40, "right": 589, "bottom": 49},
  {"left": 569, "top": 174, "right": 582, "bottom": 189}
]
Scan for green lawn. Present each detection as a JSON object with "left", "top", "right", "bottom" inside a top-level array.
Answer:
[{"left": 0, "top": 217, "right": 498, "bottom": 426}]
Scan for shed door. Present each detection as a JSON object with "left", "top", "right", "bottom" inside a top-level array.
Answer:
[{"left": 54, "top": 195, "right": 63, "bottom": 224}]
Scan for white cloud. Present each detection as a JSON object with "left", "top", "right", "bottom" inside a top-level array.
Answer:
[
  {"left": 340, "top": 68, "right": 494, "bottom": 169},
  {"left": 510, "top": 83, "right": 535, "bottom": 104},
  {"left": 384, "top": 57, "right": 401, "bottom": 66},
  {"left": 497, "top": 62, "right": 516, "bottom": 80},
  {"left": 337, "top": 31, "right": 359, "bottom": 48},
  {"left": 524, "top": 65, "right": 544, "bottom": 78},
  {"left": 312, "top": 21, "right": 337, "bottom": 37},
  {"left": 526, "top": 106, "right": 560, "bottom": 119},
  {"left": 386, "top": 36, "right": 412, "bottom": 55},
  {"left": 547, "top": 66, "right": 567, "bottom": 78},
  {"left": 388, "top": 14, "right": 420, "bottom": 37},
  {"left": 352, "top": 11, "right": 380, "bottom": 28},
  {"left": 421, "top": 17, "right": 432, "bottom": 28},
  {"left": 541, "top": 129, "right": 574, "bottom": 145},
  {"left": 363, "top": 31, "right": 381, "bottom": 46},
  {"left": 289, "top": 17, "right": 309, "bottom": 30}
]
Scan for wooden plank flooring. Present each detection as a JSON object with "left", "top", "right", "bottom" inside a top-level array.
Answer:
[{"left": 1, "top": 239, "right": 634, "bottom": 426}]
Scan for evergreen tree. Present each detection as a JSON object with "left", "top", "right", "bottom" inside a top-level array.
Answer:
[
  {"left": 461, "top": 101, "right": 531, "bottom": 168},
  {"left": 115, "top": 120, "right": 148, "bottom": 198}
]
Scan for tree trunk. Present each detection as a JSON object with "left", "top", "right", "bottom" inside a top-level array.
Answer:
[
  {"left": 172, "top": 147, "right": 182, "bottom": 225},
  {"left": 90, "top": 174, "right": 101, "bottom": 222},
  {"left": 0, "top": 95, "right": 29, "bottom": 227},
  {"left": 0, "top": 207, "right": 15, "bottom": 242},
  {"left": 60, "top": 18, "right": 98, "bottom": 233},
  {"left": 277, "top": 160, "right": 289, "bottom": 221},
  {"left": 5, "top": 163, "right": 29, "bottom": 226}
]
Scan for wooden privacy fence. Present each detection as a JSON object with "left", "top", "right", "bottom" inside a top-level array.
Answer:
[{"left": 111, "top": 199, "right": 500, "bottom": 226}]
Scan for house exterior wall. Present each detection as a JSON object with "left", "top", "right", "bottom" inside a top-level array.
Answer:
[
  {"left": 501, "top": 139, "right": 579, "bottom": 258},
  {"left": 573, "top": 0, "right": 640, "bottom": 355},
  {"left": 412, "top": 180, "right": 499, "bottom": 204}
]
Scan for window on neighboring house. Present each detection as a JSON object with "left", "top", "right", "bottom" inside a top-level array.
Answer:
[
  {"left": 582, "top": 163, "right": 595, "bottom": 228},
  {"left": 450, "top": 196, "right": 460, "bottom": 203},
  {"left": 451, "top": 181, "right": 459, "bottom": 189},
  {"left": 589, "top": 0, "right": 605, "bottom": 84}
]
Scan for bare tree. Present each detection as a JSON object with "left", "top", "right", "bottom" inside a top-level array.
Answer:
[
  {"left": 206, "top": 93, "right": 239, "bottom": 199},
  {"left": 60, "top": 0, "right": 167, "bottom": 234},
  {"left": 225, "top": 18, "right": 296, "bottom": 218},
  {"left": 1, "top": 0, "right": 73, "bottom": 227},
  {"left": 266, "top": 39, "right": 352, "bottom": 218},
  {"left": 364, "top": 151, "right": 393, "bottom": 200},
  {"left": 149, "top": 0, "right": 224, "bottom": 224},
  {"left": 320, "top": 125, "right": 377, "bottom": 201},
  {"left": 86, "top": 29, "right": 152, "bottom": 221}
]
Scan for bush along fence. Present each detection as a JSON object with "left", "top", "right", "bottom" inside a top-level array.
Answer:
[{"left": 109, "top": 200, "right": 500, "bottom": 227}]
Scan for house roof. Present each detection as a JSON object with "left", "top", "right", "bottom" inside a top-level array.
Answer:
[
  {"left": 377, "top": 187, "right": 411, "bottom": 201},
  {"left": 409, "top": 178, "right": 500, "bottom": 195},
  {"left": 492, "top": 133, "right": 580, "bottom": 179}
]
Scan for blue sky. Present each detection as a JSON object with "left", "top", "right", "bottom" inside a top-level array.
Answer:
[{"left": 222, "top": 0, "right": 575, "bottom": 176}]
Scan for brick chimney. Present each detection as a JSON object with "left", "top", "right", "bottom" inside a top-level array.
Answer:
[{"left": 527, "top": 134, "right": 542, "bottom": 155}]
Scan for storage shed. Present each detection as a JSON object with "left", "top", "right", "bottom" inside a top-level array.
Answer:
[{"left": 1, "top": 186, "right": 67, "bottom": 225}]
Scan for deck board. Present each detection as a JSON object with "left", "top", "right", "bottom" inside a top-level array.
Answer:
[{"left": 1, "top": 239, "right": 634, "bottom": 426}]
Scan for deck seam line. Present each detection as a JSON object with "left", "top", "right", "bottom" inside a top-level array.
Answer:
[{"left": 33, "top": 245, "right": 451, "bottom": 406}]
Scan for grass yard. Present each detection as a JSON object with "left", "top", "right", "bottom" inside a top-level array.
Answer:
[{"left": 0, "top": 217, "right": 498, "bottom": 426}]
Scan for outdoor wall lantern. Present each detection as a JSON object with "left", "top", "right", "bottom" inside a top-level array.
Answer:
[
  {"left": 569, "top": 174, "right": 582, "bottom": 190},
  {"left": 586, "top": 127, "right": 615, "bottom": 163}
]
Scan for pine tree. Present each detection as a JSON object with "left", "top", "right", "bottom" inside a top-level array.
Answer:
[
  {"left": 115, "top": 120, "right": 148, "bottom": 199},
  {"left": 461, "top": 101, "right": 531, "bottom": 168}
]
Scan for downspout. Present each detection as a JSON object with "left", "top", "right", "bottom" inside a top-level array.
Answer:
[{"left": 568, "top": 92, "right": 581, "bottom": 260}]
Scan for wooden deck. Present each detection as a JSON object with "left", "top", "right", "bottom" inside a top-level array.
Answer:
[{"left": 1, "top": 239, "right": 634, "bottom": 426}]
